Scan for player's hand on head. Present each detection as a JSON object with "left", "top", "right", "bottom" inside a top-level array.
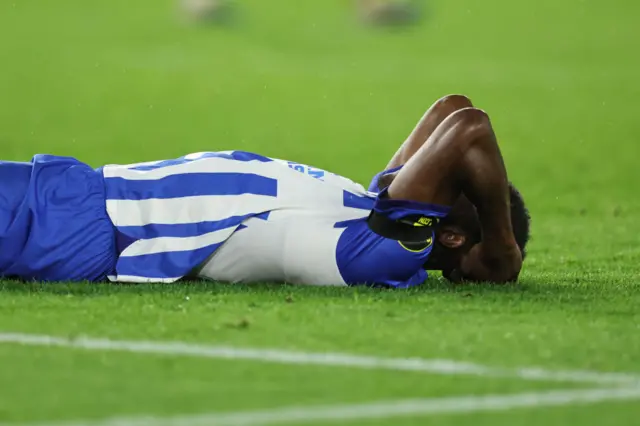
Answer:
[{"left": 457, "top": 241, "right": 523, "bottom": 284}]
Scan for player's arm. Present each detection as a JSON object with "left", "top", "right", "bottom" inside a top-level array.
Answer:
[
  {"left": 385, "top": 107, "right": 522, "bottom": 283},
  {"left": 383, "top": 95, "right": 474, "bottom": 172}
]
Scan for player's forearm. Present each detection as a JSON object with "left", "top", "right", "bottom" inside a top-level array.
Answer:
[{"left": 458, "top": 129, "right": 516, "bottom": 251}]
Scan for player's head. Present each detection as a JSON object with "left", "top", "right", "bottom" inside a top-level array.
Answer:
[{"left": 427, "top": 183, "right": 531, "bottom": 281}]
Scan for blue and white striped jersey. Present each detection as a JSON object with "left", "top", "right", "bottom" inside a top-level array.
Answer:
[{"left": 102, "top": 150, "right": 445, "bottom": 287}]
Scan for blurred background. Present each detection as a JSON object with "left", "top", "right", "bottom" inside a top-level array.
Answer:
[{"left": 1, "top": 0, "right": 638, "bottom": 272}]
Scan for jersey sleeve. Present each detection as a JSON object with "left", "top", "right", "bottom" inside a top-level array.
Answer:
[
  {"left": 335, "top": 219, "right": 430, "bottom": 288},
  {"left": 367, "top": 166, "right": 403, "bottom": 193},
  {"left": 335, "top": 187, "right": 451, "bottom": 288}
]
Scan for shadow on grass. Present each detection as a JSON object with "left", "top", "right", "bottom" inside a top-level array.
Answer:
[
  {"left": 0, "top": 276, "right": 589, "bottom": 299},
  {"left": 1, "top": 277, "right": 636, "bottom": 314}
]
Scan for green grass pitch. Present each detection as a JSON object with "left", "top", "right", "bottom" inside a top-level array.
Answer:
[{"left": 0, "top": 0, "right": 639, "bottom": 424}]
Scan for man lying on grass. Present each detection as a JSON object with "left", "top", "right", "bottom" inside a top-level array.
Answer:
[{"left": 0, "top": 95, "right": 530, "bottom": 287}]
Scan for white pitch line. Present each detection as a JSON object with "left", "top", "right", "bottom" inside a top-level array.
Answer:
[
  {"left": 0, "top": 332, "right": 638, "bottom": 386},
  {"left": 23, "top": 387, "right": 640, "bottom": 426}
]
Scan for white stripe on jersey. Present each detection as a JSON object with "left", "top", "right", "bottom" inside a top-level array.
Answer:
[
  {"left": 119, "top": 227, "right": 234, "bottom": 257},
  {"left": 106, "top": 194, "right": 278, "bottom": 227},
  {"left": 106, "top": 274, "right": 181, "bottom": 283}
]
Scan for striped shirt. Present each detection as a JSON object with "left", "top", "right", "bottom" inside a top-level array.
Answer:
[{"left": 101, "top": 151, "right": 377, "bottom": 284}]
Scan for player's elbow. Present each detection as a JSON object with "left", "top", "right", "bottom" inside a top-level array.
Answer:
[
  {"left": 435, "top": 94, "right": 474, "bottom": 111},
  {"left": 449, "top": 107, "right": 493, "bottom": 146},
  {"left": 452, "top": 107, "right": 491, "bottom": 130}
]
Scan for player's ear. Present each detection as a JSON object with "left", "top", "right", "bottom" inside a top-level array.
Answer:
[{"left": 437, "top": 226, "right": 466, "bottom": 248}]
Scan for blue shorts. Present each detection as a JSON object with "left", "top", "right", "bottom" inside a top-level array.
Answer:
[{"left": 0, "top": 155, "right": 116, "bottom": 281}]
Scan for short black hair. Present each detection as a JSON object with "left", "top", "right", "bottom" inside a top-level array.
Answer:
[{"left": 508, "top": 183, "right": 531, "bottom": 259}]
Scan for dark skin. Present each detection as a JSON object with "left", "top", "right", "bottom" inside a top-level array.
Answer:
[{"left": 377, "top": 95, "right": 522, "bottom": 283}]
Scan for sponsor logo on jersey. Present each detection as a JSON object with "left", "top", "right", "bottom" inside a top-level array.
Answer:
[{"left": 412, "top": 216, "right": 439, "bottom": 227}]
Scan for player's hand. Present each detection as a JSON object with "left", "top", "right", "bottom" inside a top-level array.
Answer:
[{"left": 457, "top": 241, "right": 523, "bottom": 284}]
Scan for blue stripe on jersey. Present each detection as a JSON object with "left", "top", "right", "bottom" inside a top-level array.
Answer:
[
  {"left": 223, "top": 151, "right": 274, "bottom": 163},
  {"left": 343, "top": 190, "right": 375, "bottom": 210},
  {"left": 104, "top": 173, "right": 277, "bottom": 200},
  {"left": 334, "top": 219, "right": 363, "bottom": 228},
  {"left": 115, "top": 243, "right": 225, "bottom": 280},
  {"left": 130, "top": 151, "right": 272, "bottom": 172},
  {"left": 116, "top": 211, "right": 271, "bottom": 239}
]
